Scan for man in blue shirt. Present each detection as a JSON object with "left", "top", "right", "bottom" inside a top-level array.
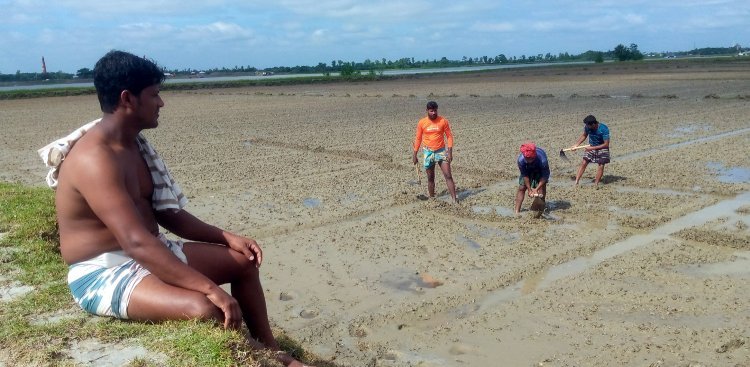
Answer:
[
  {"left": 570, "top": 115, "right": 610, "bottom": 186},
  {"left": 515, "top": 142, "right": 550, "bottom": 215}
]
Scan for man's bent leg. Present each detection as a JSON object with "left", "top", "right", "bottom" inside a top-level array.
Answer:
[
  {"left": 181, "top": 243, "right": 308, "bottom": 366},
  {"left": 127, "top": 275, "right": 223, "bottom": 322},
  {"left": 181, "top": 243, "right": 276, "bottom": 346}
]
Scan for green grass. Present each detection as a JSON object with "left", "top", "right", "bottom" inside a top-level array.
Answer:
[{"left": 0, "top": 182, "right": 332, "bottom": 366}]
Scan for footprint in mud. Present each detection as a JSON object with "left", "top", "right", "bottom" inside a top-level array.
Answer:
[
  {"left": 452, "top": 303, "right": 480, "bottom": 319},
  {"left": 279, "top": 291, "right": 298, "bottom": 301},
  {"left": 380, "top": 350, "right": 401, "bottom": 362},
  {"left": 716, "top": 338, "right": 745, "bottom": 353},
  {"left": 348, "top": 323, "right": 370, "bottom": 338},
  {"left": 448, "top": 343, "right": 477, "bottom": 355},
  {"left": 299, "top": 309, "right": 319, "bottom": 319},
  {"left": 417, "top": 194, "right": 429, "bottom": 201}
]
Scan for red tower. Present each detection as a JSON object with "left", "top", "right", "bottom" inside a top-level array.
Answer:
[{"left": 42, "top": 57, "right": 47, "bottom": 74}]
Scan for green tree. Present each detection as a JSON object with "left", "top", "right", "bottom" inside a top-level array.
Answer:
[
  {"left": 629, "top": 43, "right": 644, "bottom": 60},
  {"left": 594, "top": 52, "right": 604, "bottom": 63},
  {"left": 613, "top": 44, "right": 629, "bottom": 61},
  {"left": 76, "top": 68, "right": 93, "bottom": 78},
  {"left": 614, "top": 43, "right": 643, "bottom": 61}
]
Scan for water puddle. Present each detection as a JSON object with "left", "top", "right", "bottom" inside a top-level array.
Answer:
[
  {"left": 617, "top": 127, "right": 750, "bottom": 161},
  {"left": 465, "top": 223, "right": 519, "bottom": 240},
  {"left": 545, "top": 200, "right": 571, "bottom": 212},
  {"left": 707, "top": 162, "right": 750, "bottom": 183},
  {"left": 608, "top": 205, "right": 652, "bottom": 216},
  {"left": 471, "top": 205, "right": 516, "bottom": 217},
  {"left": 451, "top": 188, "right": 486, "bottom": 202},
  {"left": 615, "top": 186, "right": 698, "bottom": 196},
  {"left": 302, "top": 198, "right": 322, "bottom": 208},
  {"left": 381, "top": 269, "right": 444, "bottom": 293},
  {"left": 455, "top": 234, "right": 481, "bottom": 250},
  {"left": 663, "top": 124, "right": 711, "bottom": 138},
  {"left": 676, "top": 251, "right": 750, "bottom": 277},
  {"left": 339, "top": 193, "right": 360, "bottom": 206}
]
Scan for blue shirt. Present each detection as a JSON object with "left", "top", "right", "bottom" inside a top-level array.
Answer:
[
  {"left": 517, "top": 147, "right": 550, "bottom": 179},
  {"left": 585, "top": 122, "right": 610, "bottom": 146}
]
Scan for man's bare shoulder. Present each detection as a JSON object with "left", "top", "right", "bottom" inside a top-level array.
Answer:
[{"left": 59, "top": 129, "right": 122, "bottom": 185}]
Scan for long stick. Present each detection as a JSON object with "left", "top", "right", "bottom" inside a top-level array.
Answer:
[
  {"left": 415, "top": 164, "right": 422, "bottom": 185},
  {"left": 561, "top": 144, "right": 590, "bottom": 152}
]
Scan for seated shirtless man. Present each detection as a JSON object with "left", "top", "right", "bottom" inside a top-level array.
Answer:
[{"left": 53, "top": 50, "right": 308, "bottom": 367}]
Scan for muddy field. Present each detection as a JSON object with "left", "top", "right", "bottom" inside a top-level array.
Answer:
[{"left": 2, "top": 61, "right": 749, "bottom": 366}]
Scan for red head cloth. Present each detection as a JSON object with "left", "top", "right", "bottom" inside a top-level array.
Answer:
[{"left": 520, "top": 142, "right": 537, "bottom": 159}]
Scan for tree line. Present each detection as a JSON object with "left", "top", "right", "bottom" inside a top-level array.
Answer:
[{"left": 1, "top": 44, "right": 746, "bottom": 82}]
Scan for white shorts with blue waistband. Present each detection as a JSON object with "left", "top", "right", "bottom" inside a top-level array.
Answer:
[{"left": 67, "top": 233, "right": 187, "bottom": 319}]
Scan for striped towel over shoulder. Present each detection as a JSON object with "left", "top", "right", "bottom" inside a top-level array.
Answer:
[{"left": 37, "top": 118, "right": 188, "bottom": 212}]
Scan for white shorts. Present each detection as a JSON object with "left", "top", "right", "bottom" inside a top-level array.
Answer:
[{"left": 67, "top": 233, "right": 187, "bottom": 319}]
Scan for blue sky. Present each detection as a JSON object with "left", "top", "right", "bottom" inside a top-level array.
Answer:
[{"left": 1, "top": 0, "right": 748, "bottom": 73}]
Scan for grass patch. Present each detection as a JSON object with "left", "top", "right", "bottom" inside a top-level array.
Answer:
[{"left": 0, "top": 182, "right": 330, "bottom": 366}]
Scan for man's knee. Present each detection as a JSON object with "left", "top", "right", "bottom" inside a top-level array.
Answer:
[
  {"left": 517, "top": 185, "right": 527, "bottom": 193},
  {"left": 231, "top": 253, "right": 261, "bottom": 280}
]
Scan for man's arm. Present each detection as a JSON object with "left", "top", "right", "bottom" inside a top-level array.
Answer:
[
  {"left": 571, "top": 132, "right": 588, "bottom": 148},
  {"left": 412, "top": 121, "right": 423, "bottom": 165},
  {"left": 155, "top": 209, "right": 262, "bottom": 266},
  {"left": 444, "top": 119, "right": 454, "bottom": 162},
  {"left": 585, "top": 138, "right": 610, "bottom": 152}
]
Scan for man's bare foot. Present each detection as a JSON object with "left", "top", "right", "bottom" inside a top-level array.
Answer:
[{"left": 276, "top": 351, "right": 314, "bottom": 367}]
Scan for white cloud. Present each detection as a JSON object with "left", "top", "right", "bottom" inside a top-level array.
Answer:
[
  {"left": 54, "top": 0, "right": 227, "bottom": 16},
  {"left": 180, "top": 22, "right": 256, "bottom": 42},
  {"left": 470, "top": 22, "right": 515, "bottom": 32}
]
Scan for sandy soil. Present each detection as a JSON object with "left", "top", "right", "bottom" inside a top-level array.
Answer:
[{"left": 1, "top": 60, "right": 749, "bottom": 366}]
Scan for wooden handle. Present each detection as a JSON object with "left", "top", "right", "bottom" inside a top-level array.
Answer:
[{"left": 562, "top": 144, "right": 590, "bottom": 152}]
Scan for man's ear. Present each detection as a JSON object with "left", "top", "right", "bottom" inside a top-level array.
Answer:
[{"left": 119, "top": 90, "right": 137, "bottom": 111}]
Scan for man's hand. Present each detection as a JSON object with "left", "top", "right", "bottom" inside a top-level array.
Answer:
[
  {"left": 224, "top": 232, "right": 263, "bottom": 267},
  {"left": 585, "top": 145, "right": 596, "bottom": 152},
  {"left": 206, "top": 288, "right": 243, "bottom": 329},
  {"left": 412, "top": 153, "right": 418, "bottom": 165},
  {"left": 446, "top": 151, "right": 453, "bottom": 163}
]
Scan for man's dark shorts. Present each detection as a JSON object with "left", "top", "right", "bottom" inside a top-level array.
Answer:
[
  {"left": 519, "top": 172, "right": 543, "bottom": 188},
  {"left": 583, "top": 148, "right": 610, "bottom": 164}
]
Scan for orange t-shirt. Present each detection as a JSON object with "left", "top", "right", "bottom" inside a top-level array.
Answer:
[{"left": 413, "top": 116, "right": 454, "bottom": 152}]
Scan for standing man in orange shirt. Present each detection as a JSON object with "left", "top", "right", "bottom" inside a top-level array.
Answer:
[{"left": 412, "top": 101, "right": 459, "bottom": 204}]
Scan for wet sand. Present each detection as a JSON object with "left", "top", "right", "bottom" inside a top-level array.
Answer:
[{"left": 1, "top": 60, "right": 749, "bottom": 366}]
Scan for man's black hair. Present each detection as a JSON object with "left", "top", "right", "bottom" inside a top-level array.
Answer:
[
  {"left": 583, "top": 115, "right": 598, "bottom": 125},
  {"left": 93, "top": 50, "right": 165, "bottom": 113},
  {"left": 426, "top": 101, "right": 438, "bottom": 109}
]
